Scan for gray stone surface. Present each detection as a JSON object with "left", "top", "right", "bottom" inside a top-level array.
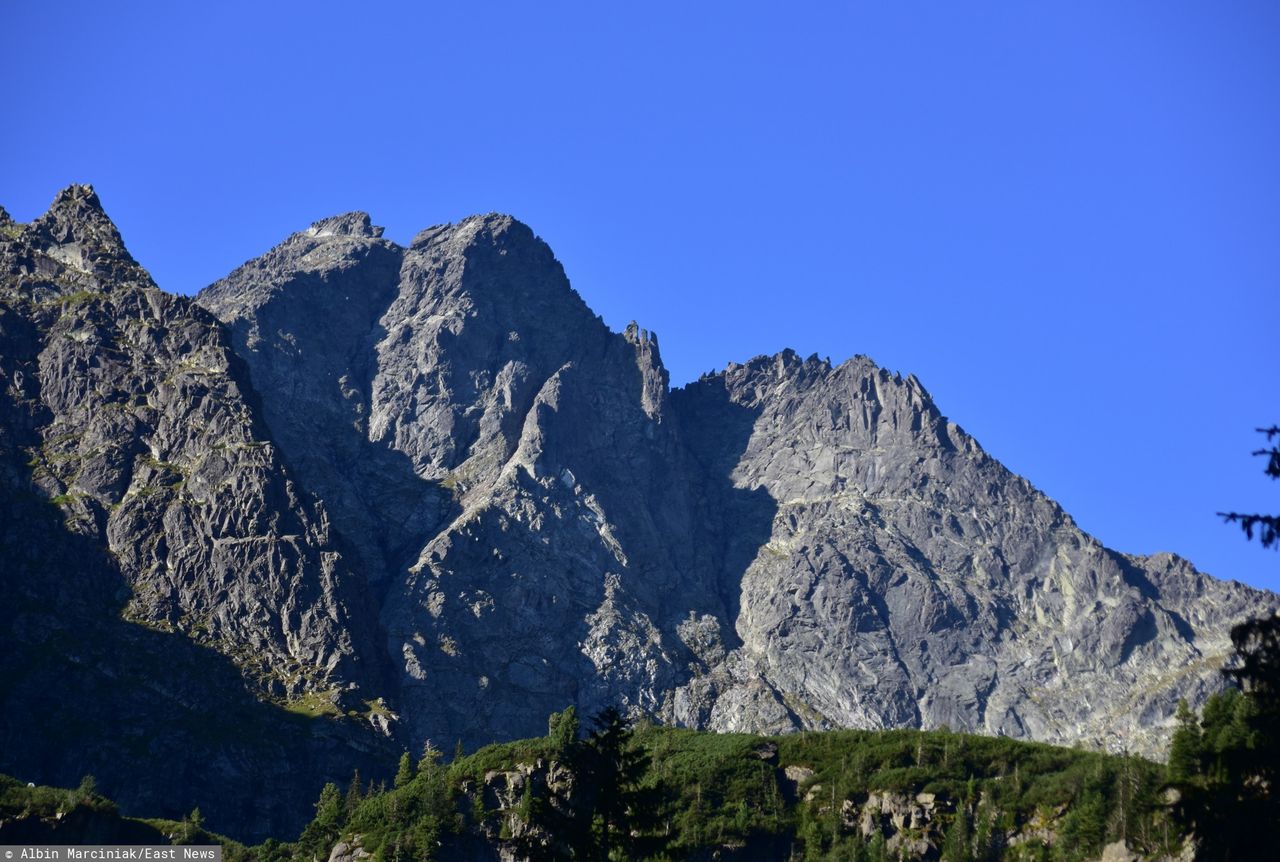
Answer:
[
  {"left": 1, "top": 186, "right": 1274, "bottom": 839},
  {"left": 199, "top": 202, "right": 1272, "bottom": 760},
  {"left": 0, "top": 187, "right": 395, "bottom": 841}
]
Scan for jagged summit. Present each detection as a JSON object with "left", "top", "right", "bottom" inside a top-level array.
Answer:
[
  {"left": 0, "top": 185, "right": 148, "bottom": 299},
  {"left": 306, "top": 211, "right": 384, "bottom": 238},
  {"left": 410, "top": 211, "right": 522, "bottom": 249},
  {"left": 2, "top": 190, "right": 1276, "bottom": 840},
  {"left": 29, "top": 184, "right": 129, "bottom": 255}
]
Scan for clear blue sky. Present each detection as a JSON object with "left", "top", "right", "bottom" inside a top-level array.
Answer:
[{"left": 3, "top": 2, "right": 1277, "bottom": 593}]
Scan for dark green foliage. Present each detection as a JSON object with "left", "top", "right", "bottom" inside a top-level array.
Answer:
[
  {"left": 941, "top": 801, "right": 970, "bottom": 862},
  {"left": 393, "top": 752, "right": 414, "bottom": 789},
  {"left": 549, "top": 705, "right": 579, "bottom": 753},
  {"left": 1165, "top": 701, "right": 1199, "bottom": 783},
  {"left": 1052, "top": 775, "right": 1106, "bottom": 861},
  {"left": 583, "top": 707, "right": 656, "bottom": 859},
  {"left": 2, "top": 720, "right": 1187, "bottom": 860},
  {"left": 1168, "top": 614, "right": 1280, "bottom": 861},
  {"left": 972, "top": 797, "right": 997, "bottom": 862},
  {"left": 295, "top": 782, "right": 341, "bottom": 858},
  {"left": 1218, "top": 425, "right": 1280, "bottom": 548},
  {"left": 0, "top": 773, "right": 240, "bottom": 849},
  {"left": 0, "top": 771, "right": 117, "bottom": 820},
  {"left": 517, "top": 707, "right": 665, "bottom": 861}
]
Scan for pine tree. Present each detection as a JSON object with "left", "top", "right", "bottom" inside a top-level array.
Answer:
[
  {"left": 344, "top": 769, "right": 363, "bottom": 816},
  {"left": 418, "top": 739, "right": 442, "bottom": 775},
  {"left": 868, "top": 831, "right": 888, "bottom": 862},
  {"left": 1166, "top": 700, "right": 1201, "bottom": 783},
  {"left": 298, "top": 782, "right": 343, "bottom": 855},
  {"left": 74, "top": 775, "right": 96, "bottom": 804},
  {"left": 394, "top": 751, "right": 415, "bottom": 789},
  {"left": 972, "top": 797, "right": 995, "bottom": 862},
  {"left": 548, "top": 705, "right": 579, "bottom": 753},
  {"left": 177, "top": 807, "right": 205, "bottom": 844},
  {"left": 941, "top": 802, "right": 971, "bottom": 862},
  {"left": 586, "top": 706, "right": 650, "bottom": 860},
  {"left": 1169, "top": 615, "right": 1280, "bottom": 861},
  {"left": 1218, "top": 425, "right": 1280, "bottom": 548}
]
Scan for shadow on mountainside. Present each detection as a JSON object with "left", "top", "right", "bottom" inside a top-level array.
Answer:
[
  {"left": 670, "top": 376, "right": 778, "bottom": 653},
  {"left": 206, "top": 246, "right": 459, "bottom": 601},
  {"left": 0, "top": 426, "right": 394, "bottom": 844}
]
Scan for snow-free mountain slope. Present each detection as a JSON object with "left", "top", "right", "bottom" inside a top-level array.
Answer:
[{"left": 1, "top": 187, "right": 1272, "bottom": 840}]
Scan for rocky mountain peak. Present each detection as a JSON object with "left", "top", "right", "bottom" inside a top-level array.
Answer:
[
  {"left": 306, "top": 211, "right": 384, "bottom": 239},
  {"left": 409, "top": 212, "right": 519, "bottom": 251},
  {"left": 28, "top": 184, "right": 133, "bottom": 266},
  {"left": 0, "top": 186, "right": 151, "bottom": 302},
  {"left": 405, "top": 213, "right": 583, "bottom": 308},
  {"left": 4, "top": 194, "right": 1277, "bottom": 841},
  {"left": 623, "top": 320, "right": 659, "bottom": 348}
]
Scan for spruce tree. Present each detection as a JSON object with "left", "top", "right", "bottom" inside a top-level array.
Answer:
[
  {"left": 299, "top": 782, "right": 343, "bottom": 854},
  {"left": 941, "top": 802, "right": 970, "bottom": 862},
  {"left": 548, "top": 705, "right": 579, "bottom": 753},
  {"left": 394, "top": 751, "right": 415, "bottom": 789},
  {"left": 1166, "top": 700, "right": 1201, "bottom": 783},
  {"left": 344, "top": 769, "right": 363, "bottom": 816},
  {"left": 868, "top": 831, "right": 888, "bottom": 862},
  {"left": 972, "top": 798, "right": 995, "bottom": 862}
]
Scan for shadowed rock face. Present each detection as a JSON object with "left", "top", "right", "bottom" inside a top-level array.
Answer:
[
  {"left": 1, "top": 187, "right": 1274, "bottom": 838},
  {"left": 0, "top": 188, "right": 395, "bottom": 842}
]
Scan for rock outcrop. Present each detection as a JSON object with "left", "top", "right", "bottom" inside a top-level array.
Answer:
[
  {"left": 197, "top": 199, "right": 1273, "bottom": 758},
  {"left": 1, "top": 187, "right": 1273, "bottom": 839},
  {"left": 0, "top": 187, "right": 395, "bottom": 840}
]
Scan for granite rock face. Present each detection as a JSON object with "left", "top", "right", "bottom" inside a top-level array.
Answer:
[
  {"left": 0, "top": 188, "right": 395, "bottom": 841},
  {"left": 1, "top": 187, "right": 1274, "bottom": 838},
  {"left": 195, "top": 200, "right": 1274, "bottom": 759},
  {"left": 666, "top": 354, "right": 1264, "bottom": 756}
]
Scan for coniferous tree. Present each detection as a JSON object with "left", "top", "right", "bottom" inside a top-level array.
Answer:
[
  {"left": 1166, "top": 700, "right": 1201, "bottom": 783},
  {"left": 518, "top": 706, "right": 665, "bottom": 861},
  {"left": 1218, "top": 425, "right": 1280, "bottom": 548},
  {"left": 298, "top": 782, "right": 343, "bottom": 855},
  {"left": 344, "top": 769, "right": 363, "bottom": 816},
  {"left": 418, "top": 740, "right": 441, "bottom": 774},
  {"left": 972, "top": 797, "right": 996, "bottom": 862},
  {"left": 584, "top": 706, "right": 659, "bottom": 860},
  {"left": 178, "top": 807, "right": 204, "bottom": 844},
  {"left": 941, "top": 802, "right": 971, "bottom": 862},
  {"left": 1169, "top": 615, "right": 1280, "bottom": 861},
  {"left": 394, "top": 751, "right": 415, "bottom": 789},
  {"left": 548, "top": 705, "right": 579, "bottom": 753},
  {"left": 868, "top": 831, "right": 888, "bottom": 862}
]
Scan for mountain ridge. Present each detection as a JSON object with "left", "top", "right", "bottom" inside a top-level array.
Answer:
[{"left": 1, "top": 185, "right": 1273, "bottom": 839}]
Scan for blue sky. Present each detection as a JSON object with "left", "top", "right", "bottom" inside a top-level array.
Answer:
[{"left": 3, "top": 1, "right": 1278, "bottom": 593}]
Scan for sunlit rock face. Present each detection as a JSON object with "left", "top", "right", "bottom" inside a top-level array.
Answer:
[
  {"left": 2, "top": 186, "right": 1273, "bottom": 838},
  {"left": 195, "top": 196, "right": 1274, "bottom": 759}
]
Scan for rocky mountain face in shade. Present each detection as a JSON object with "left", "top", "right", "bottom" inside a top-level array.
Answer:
[
  {"left": 0, "top": 188, "right": 395, "bottom": 841},
  {"left": 1, "top": 186, "right": 1274, "bottom": 839}
]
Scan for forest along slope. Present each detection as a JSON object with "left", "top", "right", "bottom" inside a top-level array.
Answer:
[{"left": 0, "top": 186, "right": 1273, "bottom": 839}]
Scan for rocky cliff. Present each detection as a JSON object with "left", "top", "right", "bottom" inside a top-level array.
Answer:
[
  {"left": 0, "top": 188, "right": 395, "bottom": 840},
  {"left": 1, "top": 186, "right": 1273, "bottom": 839}
]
